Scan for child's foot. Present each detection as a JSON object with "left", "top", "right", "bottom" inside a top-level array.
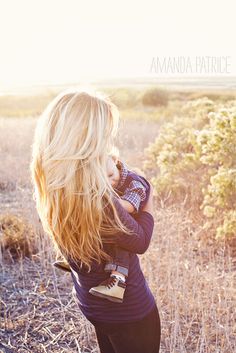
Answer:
[
  {"left": 89, "top": 275, "right": 126, "bottom": 303},
  {"left": 53, "top": 260, "right": 71, "bottom": 272}
]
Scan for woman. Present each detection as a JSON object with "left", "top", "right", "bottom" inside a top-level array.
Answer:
[{"left": 30, "top": 89, "right": 161, "bottom": 353}]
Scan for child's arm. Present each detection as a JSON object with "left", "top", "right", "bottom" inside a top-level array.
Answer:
[
  {"left": 118, "top": 198, "right": 135, "bottom": 214},
  {"left": 120, "top": 180, "right": 147, "bottom": 214}
]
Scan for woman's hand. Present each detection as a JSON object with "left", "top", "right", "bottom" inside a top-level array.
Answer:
[{"left": 142, "top": 183, "right": 154, "bottom": 216}]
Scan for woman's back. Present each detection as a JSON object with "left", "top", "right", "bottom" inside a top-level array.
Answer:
[{"left": 68, "top": 200, "right": 156, "bottom": 323}]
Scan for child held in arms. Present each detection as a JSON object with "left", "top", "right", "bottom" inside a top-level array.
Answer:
[{"left": 54, "top": 151, "right": 151, "bottom": 303}]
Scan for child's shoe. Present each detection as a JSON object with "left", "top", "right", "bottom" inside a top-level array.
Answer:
[
  {"left": 89, "top": 275, "right": 126, "bottom": 303},
  {"left": 53, "top": 260, "right": 71, "bottom": 272}
]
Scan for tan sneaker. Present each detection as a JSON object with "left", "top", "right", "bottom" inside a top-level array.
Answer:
[
  {"left": 89, "top": 275, "right": 126, "bottom": 303},
  {"left": 53, "top": 260, "right": 71, "bottom": 272}
]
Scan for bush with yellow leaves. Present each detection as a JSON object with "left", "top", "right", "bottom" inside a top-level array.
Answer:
[{"left": 144, "top": 98, "right": 236, "bottom": 241}]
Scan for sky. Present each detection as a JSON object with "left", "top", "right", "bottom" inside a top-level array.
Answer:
[{"left": 0, "top": 0, "right": 235, "bottom": 90}]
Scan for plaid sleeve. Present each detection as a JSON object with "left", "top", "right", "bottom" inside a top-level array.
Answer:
[{"left": 121, "top": 180, "right": 147, "bottom": 213}]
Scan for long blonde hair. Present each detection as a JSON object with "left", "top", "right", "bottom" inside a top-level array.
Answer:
[{"left": 30, "top": 89, "right": 132, "bottom": 270}]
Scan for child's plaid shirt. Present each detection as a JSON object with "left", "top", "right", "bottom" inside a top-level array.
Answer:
[{"left": 115, "top": 160, "right": 147, "bottom": 213}]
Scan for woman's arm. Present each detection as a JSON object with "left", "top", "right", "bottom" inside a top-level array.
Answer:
[
  {"left": 108, "top": 184, "right": 154, "bottom": 254},
  {"left": 113, "top": 200, "right": 154, "bottom": 254}
]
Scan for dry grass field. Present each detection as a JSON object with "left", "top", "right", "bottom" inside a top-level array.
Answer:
[{"left": 0, "top": 88, "right": 236, "bottom": 353}]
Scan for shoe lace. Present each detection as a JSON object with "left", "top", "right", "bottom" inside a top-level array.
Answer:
[{"left": 100, "top": 276, "right": 117, "bottom": 289}]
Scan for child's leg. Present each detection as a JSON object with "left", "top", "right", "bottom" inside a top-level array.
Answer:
[
  {"left": 53, "top": 253, "right": 71, "bottom": 272},
  {"left": 53, "top": 259, "right": 71, "bottom": 272},
  {"left": 89, "top": 245, "right": 130, "bottom": 303},
  {"left": 105, "top": 245, "right": 129, "bottom": 280}
]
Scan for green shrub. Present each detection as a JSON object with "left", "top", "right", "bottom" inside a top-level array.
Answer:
[{"left": 144, "top": 99, "right": 236, "bottom": 241}]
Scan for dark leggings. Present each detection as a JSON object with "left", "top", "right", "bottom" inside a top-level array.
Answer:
[{"left": 89, "top": 305, "right": 161, "bottom": 353}]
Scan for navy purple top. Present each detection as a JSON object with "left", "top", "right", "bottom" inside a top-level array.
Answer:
[{"left": 67, "top": 197, "right": 156, "bottom": 323}]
